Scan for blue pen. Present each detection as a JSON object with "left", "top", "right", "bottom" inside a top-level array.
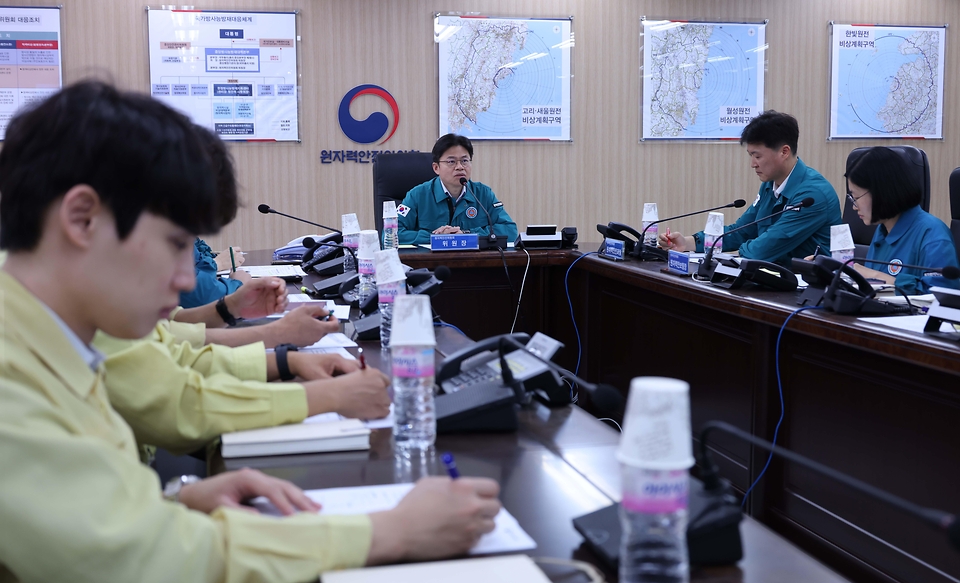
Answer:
[{"left": 441, "top": 452, "right": 460, "bottom": 479}]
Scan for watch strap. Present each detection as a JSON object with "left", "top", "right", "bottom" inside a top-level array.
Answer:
[
  {"left": 215, "top": 296, "right": 237, "bottom": 326},
  {"left": 276, "top": 343, "right": 299, "bottom": 381}
]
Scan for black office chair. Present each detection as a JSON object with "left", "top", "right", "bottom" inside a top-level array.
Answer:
[
  {"left": 949, "top": 167, "right": 960, "bottom": 263},
  {"left": 371, "top": 152, "right": 436, "bottom": 232},
  {"left": 842, "top": 146, "right": 931, "bottom": 257}
]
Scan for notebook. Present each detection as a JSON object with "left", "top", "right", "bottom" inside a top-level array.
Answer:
[
  {"left": 220, "top": 418, "right": 370, "bottom": 458},
  {"left": 321, "top": 555, "right": 550, "bottom": 583}
]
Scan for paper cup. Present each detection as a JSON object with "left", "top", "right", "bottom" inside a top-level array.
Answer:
[
  {"left": 383, "top": 200, "right": 398, "bottom": 219},
  {"left": 374, "top": 248, "right": 406, "bottom": 284},
  {"left": 642, "top": 203, "right": 659, "bottom": 222},
  {"left": 617, "top": 377, "right": 694, "bottom": 470},
  {"left": 358, "top": 230, "right": 380, "bottom": 259},
  {"left": 704, "top": 212, "right": 725, "bottom": 236},
  {"left": 390, "top": 294, "right": 436, "bottom": 347},
  {"left": 830, "top": 224, "right": 854, "bottom": 253},
  {"left": 342, "top": 213, "right": 361, "bottom": 235}
]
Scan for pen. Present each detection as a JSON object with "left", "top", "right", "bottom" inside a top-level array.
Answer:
[
  {"left": 441, "top": 452, "right": 460, "bottom": 479},
  {"left": 358, "top": 347, "right": 366, "bottom": 369},
  {"left": 229, "top": 246, "right": 237, "bottom": 272},
  {"left": 813, "top": 244, "right": 822, "bottom": 257}
]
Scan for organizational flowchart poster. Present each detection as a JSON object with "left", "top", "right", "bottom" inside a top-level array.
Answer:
[
  {"left": 0, "top": 6, "right": 62, "bottom": 140},
  {"left": 148, "top": 9, "right": 299, "bottom": 141}
]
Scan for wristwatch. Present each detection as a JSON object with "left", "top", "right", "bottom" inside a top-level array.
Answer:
[
  {"left": 163, "top": 474, "right": 201, "bottom": 503},
  {"left": 275, "top": 343, "right": 299, "bottom": 381},
  {"left": 215, "top": 296, "right": 238, "bottom": 327}
]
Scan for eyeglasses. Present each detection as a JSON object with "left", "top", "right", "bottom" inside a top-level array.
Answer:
[
  {"left": 846, "top": 190, "right": 869, "bottom": 208},
  {"left": 438, "top": 158, "right": 472, "bottom": 168}
]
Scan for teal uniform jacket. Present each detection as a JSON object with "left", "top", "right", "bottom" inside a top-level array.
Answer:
[
  {"left": 695, "top": 158, "right": 842, "bottom": 265},
  {"left": 179, "top": 239, "right": 243, "bottom": 308},
  {"left": 397, "top": 177, "right": 519, "bottom": 245},
  {"left": 865, "top": 205, "right": 960, "bottom": 294}
]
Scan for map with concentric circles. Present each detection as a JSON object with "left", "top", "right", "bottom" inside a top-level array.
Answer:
[{"left": 830, "top": 24, "right": 945, "bottom": 139}]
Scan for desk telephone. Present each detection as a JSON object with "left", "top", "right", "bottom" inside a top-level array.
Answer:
[
  {"left": 301, "top": 232, "right": 345, "bottom": 274},
  {"left": 434, "top": 332, "right": 568, "bottom": 434}
]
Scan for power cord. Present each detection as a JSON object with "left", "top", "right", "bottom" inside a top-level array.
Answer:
[
  {"left": 564, "top": 252, "right": 599, "bottom": 401},
  {"left": 741, "top": 304, "right": 823, "bottom": 508},
  {"left": 510, "top": 247, "right": 532, "bottom": 333}
]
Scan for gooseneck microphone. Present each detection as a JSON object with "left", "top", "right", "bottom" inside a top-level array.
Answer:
[
  {"left": 698, "top": 197, "right": 814, "bottom": 278},
  {"left": 459, "top": 177, "right": 497, "bottom": 243},
  {"left": 497, "top": 335, "right": 624, "bottom": 414},
  {"left": 638, "top": 199, "right": 747, "bottom": 260},
  {"left": 258, "top": 204, "right": 342, "bottom": 234},
  {"left": 699, "top": 420, "right": 959, "bottom": 552}
]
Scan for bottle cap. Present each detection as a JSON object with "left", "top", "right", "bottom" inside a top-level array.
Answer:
[
  {"left": 357, "top": 230, "right": 380, "bottom": 260},
  {"left": 704, "top": 211, "right": 725, "bottom": 236},
  {"left": 390, "top": 294, "right": 436, "bottom": 347},
  {"left": 830, "top": 224, "right": 854, "bottom": 252},
  {"left": 342, "top": 213, "right": 361, "bottom": 235},
  {"left": 383, "top": 200, "right": 398, "bottom": 219},
  {"left": 642, "top": 203, "right": 659, "bottom": 222},
  {"left": 374, "top": 248, "right": 406, "bottom": 284},
  {"left": 617, "top": 377, "right": 694, "bottom": 470}
]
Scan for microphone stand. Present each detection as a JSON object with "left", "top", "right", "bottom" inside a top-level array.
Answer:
[
  {"left": 258, "top": 204, "right": 342, "bottom": 234},
  {"left": 699, "top": 420, "right": 959, "bottom": 550}
]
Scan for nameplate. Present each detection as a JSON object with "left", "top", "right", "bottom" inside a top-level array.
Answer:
[
  {"left": 603, "top": 239, "right": 625, "bottom": 261},
  {"left": 667, "top": 250, "right": 690, "bottom": 274},
  {"left": 430, "top": 233, "right": 479, "bottom": 251}
]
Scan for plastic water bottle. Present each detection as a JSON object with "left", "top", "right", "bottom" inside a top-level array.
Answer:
[
  {"left": 377, "top": 280, "right": 406, "bottom": 348},
  {"left": 642, "top": 203, "right": 659, "bottom": 247},
  {"left": 357, "top": 262, "right": 376, "bottom": 306},
  {"left": 619, "top": 466, "right": 690, "bottom": 583},
  {"left": 383, "top": 216, "right": 399, "bottom": 250},
  {"left": 391, "top": 344, "right": 436, "bottom": 450},
  {"left": 343, "top": 233, "right": 359, "bottom": 272},
  {"left": 704, "top": 233, "right": 722, "bottom": 255}
]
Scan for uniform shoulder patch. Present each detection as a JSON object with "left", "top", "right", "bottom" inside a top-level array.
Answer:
[
  {"left": 396, "top": 204, "right": 411, "bottom": 217},
  {"left": 492, "top": 201, "right": 504, "bottom": 209}
]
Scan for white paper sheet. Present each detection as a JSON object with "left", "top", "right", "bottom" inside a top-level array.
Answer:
[
  {"left": 859, "top": 314, "right": 955, "bottom": 334},
  {"left": 239, "top": 265, "right": 307, "bottom": 278}
]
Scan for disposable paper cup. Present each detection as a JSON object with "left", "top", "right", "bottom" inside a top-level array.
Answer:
[
  {"left": 383, "top": 200, "right": 398, "bottom": 219},
  {"left": 374, "top": 248, "right": 406, "bottom": 284},
  {"left": 358, "top": 230, "right": 380, "bottom": 259},
  {"left": 642, "top": 202, "right": 659, "bottom": 222},
  {"left": 342, "top": 213, "right": 361, "bottom": 235},
  {"left": 390, "top": 294, "right": 436, "bottom": 347},
  {"left": 704, "top": 212, "right": 725, "bottom": 236},
  {"left": 617, "top": 377, "right": 694, "bottom": 470},
  {"left": 830, "top": 224, "right": 854, "bottom": 254}
]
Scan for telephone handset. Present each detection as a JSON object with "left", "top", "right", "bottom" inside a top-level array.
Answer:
[
  {"left": 437, "top": 333, "right": 530, "bottom": 384},
  {"left": 302, "top": 232, "right": 344, "bottom": 270},
  {"left": 814, "top": 255, "right": 911, "bottom": 315},
  {"left": 813, "top": 255, "right": 875, "bottom": 297},
  {"left": 600, "top": 222, "right": 666, "bottom": 261}
]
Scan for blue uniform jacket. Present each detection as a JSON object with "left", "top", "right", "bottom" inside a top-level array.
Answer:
[
  {"left": 695, "top": 159, "right": 842, "bottom": 265},
  {"left": 397, "top": 177, "right": 518, "bottom": 245},
  {"left": 179, "top": 239, "right": 243, "bottom": 308},
  {"left": 865, "top": 205, "right": 960, "bottom": 294}
]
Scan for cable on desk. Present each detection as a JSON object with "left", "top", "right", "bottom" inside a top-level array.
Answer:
[
  {"left": 741, "top": 304, "right": 823, "bottom": 508},
  {"left": 564, "top": 251, "right": 598, "bottom": 401},
  {"left": 510, "top": 247, "right": 532, "bottom": 333},
  {"left": 496, "top": 246, "right": 524, "bottom": 332},
  {"left": 433, "top": 320, "right": 467, "bottom": 337},
  {"left": 597, "top": 418, "right": 622, "bottom": 432}
]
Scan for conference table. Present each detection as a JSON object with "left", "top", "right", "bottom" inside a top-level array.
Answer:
[
  {"left": 387, "top": 243, "right": 960, "bottom": 583},
  {"left": 218, "top": 249, "right": 855, "bottom": 582}
]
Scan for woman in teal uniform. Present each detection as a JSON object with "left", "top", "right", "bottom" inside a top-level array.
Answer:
[{"left": 846, "top": 146, "right": 959, "bottom": 294}]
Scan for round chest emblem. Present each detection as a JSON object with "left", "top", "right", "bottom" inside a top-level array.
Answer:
[
  {"left": 888, "top": 259, "right": 903, "bottom": 276},
  {"left": 466, "top": 206, "right": 478, "bottom": 219}
]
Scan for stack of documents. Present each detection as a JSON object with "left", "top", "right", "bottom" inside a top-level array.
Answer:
[
  {"left": 221, "top": 418, "right": 370, "bottom": 458},
  {"left": 321, "top": 555, "right": 549, "bottom": 583}
]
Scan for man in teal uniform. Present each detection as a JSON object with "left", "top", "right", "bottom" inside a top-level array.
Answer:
[
  {"left": 659, "top": 111, "right": 842, "bottom": 265},
  {"left": 398, "top": 134, "right": 518, "bottom": 245}
]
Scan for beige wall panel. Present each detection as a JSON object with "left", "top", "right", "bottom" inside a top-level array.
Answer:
[{"left": 4, "top": 0, "right": 958, "bottom": 251}]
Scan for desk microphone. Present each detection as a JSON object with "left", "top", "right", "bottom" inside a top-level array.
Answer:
[
  {"left": 698, "top": 197, "right": 814, "bottom": 279},
  {"left": 497, "top": 335, "right": 624, "bottom": 414},
  {"left": 258, "top": 204, "right": 342, "bottom": 234},
  {"left": 460, "top": 177, "right": 504, "bottom": 250},
  {"left": 822, "top": 255, "right": 960, "bottom": 315},
  {"left": 638, "top": 199, "right": 747, "bottom": 260},
  {"left": 698, "top": 420, "right": 960, "bottom": 552}
]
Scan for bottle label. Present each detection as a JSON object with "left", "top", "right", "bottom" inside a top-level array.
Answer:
[
  {"left": 705, "top": 233, "right": 721, "bottom": 252},
  {"left": 392, "top": 346, "right": 435, "bottom": 378},
  {"left": 344, "top": 234, "right": 359, "bottom": 249},
  {"left": 359, "top": 258, "right": 375, "bottom": 275},
  {"left": 378, "top": 280, "right": 406, "bottom": 303},
  {"left": 642, "top": 222, "right": 658, "bottom": 246},
  {"left": 622, "top": 469, "right": 689, "bottom": 514},
  {"left": 383, "top": 217, "right": 398, "bottom": 230}
]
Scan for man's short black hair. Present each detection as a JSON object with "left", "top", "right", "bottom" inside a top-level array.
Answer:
[
  {"left": 432, "top": 133, "right": 473, "bottom": 163},
  {"left": 845, "top": 147, "right": 922, "bottom": 222},
  {"left": 0, "top": 80, "right": 236, "bottom": 251},
  {"left": 194, "top": 124, "right": 240, "bottom": 227},
  {"left": 740, "top": 110, "right": 799, "bottom": 156}
]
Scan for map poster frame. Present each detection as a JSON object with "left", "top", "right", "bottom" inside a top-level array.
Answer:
[
  {"left": 435, "top": 13, "right": 573, "bottom": 142},
  {"left": 640, "top": 17, "right": 767, "bottom": 142},
  {"left": 828, "top": 23, "right": 946, "bottom": 140},
  {"left": 147, "top": 8, "right": 301, "bottom": 142},
  {"left": 0, "top": 5, "right": 62, "bottom": 141}
]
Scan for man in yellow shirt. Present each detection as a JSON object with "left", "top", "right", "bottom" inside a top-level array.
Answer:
[{"left": 0, "top": 80, "right": 499, "bottom": 582}]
